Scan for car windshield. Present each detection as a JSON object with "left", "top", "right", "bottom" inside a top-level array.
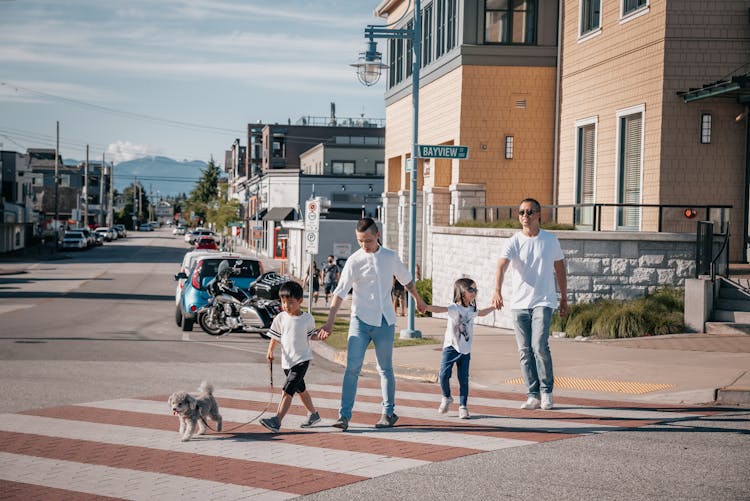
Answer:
[{"left": 199, "top": 259, "right": 260, "bottom": 281}]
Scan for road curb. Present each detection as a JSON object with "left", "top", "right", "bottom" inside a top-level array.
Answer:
[{"left": 714, "top": 387, "right": 750, "bottom": 406}]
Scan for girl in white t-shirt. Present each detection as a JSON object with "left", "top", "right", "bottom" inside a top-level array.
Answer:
[{"left": 425, "top": 278, "right": 496, "bottom": 419}]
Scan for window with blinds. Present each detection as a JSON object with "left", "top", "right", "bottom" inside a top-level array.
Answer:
[
  {"left": 617, "top": 112, "right": 643, "bottom": 229},
  {"left": 576, "top": 123, "right": 596, "bottom": 225}
]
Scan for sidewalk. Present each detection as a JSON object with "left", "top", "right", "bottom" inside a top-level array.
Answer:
[{"left": 310, "top": 295, "right": 750, "bottom": 407}]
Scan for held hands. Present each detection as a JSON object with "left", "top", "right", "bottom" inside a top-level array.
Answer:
[
  {"left": 491, "top": 290, "right": 504, "bottom": 310},
  {"left": 317, "top": 321, "right": 333, "bottom": 341}
]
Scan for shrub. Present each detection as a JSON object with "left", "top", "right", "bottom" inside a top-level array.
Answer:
[
  {"left": 416, "top": 278, "right": 432, "bottom": 317},
  {"left": 555, "top": 287, "right": 685, "bottom": 339}
]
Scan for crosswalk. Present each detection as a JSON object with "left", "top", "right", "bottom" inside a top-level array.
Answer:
[{"left": 0, "top": 378, "right": 718, "bottom": 500}]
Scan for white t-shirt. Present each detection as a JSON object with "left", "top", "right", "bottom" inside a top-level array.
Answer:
[
  {"left": 267, "top": 311, "right": 316, "bottom": 370},
  {"left": 500, "top": 229, "right": 564, "bottom": 310},
  {"left": 443, "top": 303, "right": 478, "bottom": 354},
  {"left": 333, "top": 246, "right": 412, "bottom": 327}
]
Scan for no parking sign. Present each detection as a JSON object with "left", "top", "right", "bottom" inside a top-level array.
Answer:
[{"left": 305, "top": 199, "right": 320, "bottom": 254}]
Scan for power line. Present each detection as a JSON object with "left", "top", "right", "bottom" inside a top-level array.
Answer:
[{"left": 0, "top": 81, "right": 245, "bottom": 136}]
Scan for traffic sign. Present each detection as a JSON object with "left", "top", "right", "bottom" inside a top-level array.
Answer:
[
  {"left": 418, "top": 144, "right": 469, "bottom": 159},
  {"left": 305, "top": 199, "right": 320, "bottom": 254}
]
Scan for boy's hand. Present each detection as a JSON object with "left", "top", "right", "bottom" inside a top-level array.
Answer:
[
  {"left": 266, "top": 348, "right": 274, "bottom": 361},
  {"left": 317, "top": 321, "right": 333, "bottom": 340}
]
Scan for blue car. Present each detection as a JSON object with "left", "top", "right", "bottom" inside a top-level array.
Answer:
[{"left": 175, "top": 255, "right": 263, "bottom": 331}]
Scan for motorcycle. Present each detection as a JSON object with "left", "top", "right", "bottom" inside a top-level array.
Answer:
[{"left": 197, "top": 260, "right": 290, "bottom": 338}]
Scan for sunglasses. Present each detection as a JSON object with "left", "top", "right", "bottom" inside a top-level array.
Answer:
[
  {"left": 518, "top": 209, "right": 537, "bottom": 216},
  {"left": 466, "top": 287, "right": 478, "bottom": 293}
]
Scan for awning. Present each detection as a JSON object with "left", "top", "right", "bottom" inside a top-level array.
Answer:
[
  {"left": 262, "top": 207, "right": 296, "bottom": 222},
  {"left": 677, "top": 74, "right": 750, "bottom": 103}
]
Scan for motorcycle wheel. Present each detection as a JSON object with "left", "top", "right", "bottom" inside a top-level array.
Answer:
[{"left": 199, "top": 310, "right": 230, "bottom": 336}]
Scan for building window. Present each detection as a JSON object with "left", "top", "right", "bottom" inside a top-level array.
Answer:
[
  {"left": 485, "top": 0, "right": 537, "bottom": 45},
  {"left": 436, "top": 0, "right": 446, "bottom": 58},
  {"left": 622, "top": 0, "right": 647, "bottom": 16},
  {"left": 616, "top": 106, "right": 644, "bottom": 229},
  {"left": 332, "top": 161, "right": 355, "bottom": 175},
  {"left": 447, "top": 0, "right": 457, "bottom": 51},
  {"left": 700, "top": 113, "right": 711, "bottom": 144},
  {"left": 389, "top": 39, "right": 397, "bottom": 88},
  {"left": 580, "top": 0, "right": 601, "bottom": 36},
  {"left": 375, "top": 161, "right": 385, "bottom": 176},
  {"left": 405, "top": 20, "right": 414, "bottom": 78},
  {"left": 575, "top": 119, "right": 597, "bottom": 225},
  {"left": 422, "top": 3, "right": 433, "bottom": 66},
  {"left": 504, "top": 136, "right": 514, "bottom": 159}
]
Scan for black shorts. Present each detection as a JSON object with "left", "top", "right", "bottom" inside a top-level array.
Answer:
[
  {"left": 282, "top": 360, "right": 310, "bottom": 396},
  {"left": 324, "top": 282, "right": 337, "bottom": 294}
]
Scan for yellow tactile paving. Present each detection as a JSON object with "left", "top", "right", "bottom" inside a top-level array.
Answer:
[{"left": 504, "top": 376, "right": 675, "bottom": 394}]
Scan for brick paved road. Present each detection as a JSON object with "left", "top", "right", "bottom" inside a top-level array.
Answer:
[{"left": 0, "top": 378, "right": 725, "bottom": 499}]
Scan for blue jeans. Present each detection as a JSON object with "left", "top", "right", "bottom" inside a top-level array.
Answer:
[
  {"left": 439, "top": 346, "right": 470, "bottom": 407},
  {"left": 512, "top": 307, "right": 554, "bottom": 398},
  {"left": 339, "top": 315, "right": 395, "bottom": 420}
]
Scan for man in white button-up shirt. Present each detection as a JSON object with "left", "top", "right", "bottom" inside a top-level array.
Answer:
[{"left": 318, "top": 218, "right": 426, "bottom": 431}]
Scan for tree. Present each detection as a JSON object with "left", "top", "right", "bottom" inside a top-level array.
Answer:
[
  {"left": 115, "top": 182, "right": 150, "bottom": 229},
  {"left": 184, "top": 157, "right": 222, "bottom": 224}
]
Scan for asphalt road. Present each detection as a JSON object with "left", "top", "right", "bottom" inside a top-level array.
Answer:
[
  {"left": 0, "top": 230, "right": 748, "bottom": 500},
  {"left": 0, "top": 229, "right": 341, "bottom": 414}
]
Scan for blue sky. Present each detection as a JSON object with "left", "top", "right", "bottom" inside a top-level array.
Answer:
[{"left": 0, "top": 0, "right": 386, "bottom": 165}]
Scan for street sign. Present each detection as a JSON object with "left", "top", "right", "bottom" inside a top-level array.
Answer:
[
  {"left": 417, "top": 144, "right": 469, "bottom": 159},
  {"left": 305, "top": 199, "right": 320, "bottom": 254},
  {"left": 406, "top": 158, "right": 414, "bottom": 173}
]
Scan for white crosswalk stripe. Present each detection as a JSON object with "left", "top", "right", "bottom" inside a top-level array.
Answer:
[{"left": 0, "top": 379, "right": 714, "bottom": 499}]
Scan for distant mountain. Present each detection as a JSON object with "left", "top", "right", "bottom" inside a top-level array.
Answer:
[{"left": 113, "top": 156, "right": 208, "bottom": 197}]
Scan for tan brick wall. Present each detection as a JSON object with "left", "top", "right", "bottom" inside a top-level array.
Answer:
[
  {"left": 559, "top": 0, "right": 749, "bottom": 260},
  {"left": 385, "top": 65, "right": 556, "bottom": 208}
]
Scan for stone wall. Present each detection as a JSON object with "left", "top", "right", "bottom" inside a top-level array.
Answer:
[{"left": 428, "top": 226, "right": 696, "bottom": 330}]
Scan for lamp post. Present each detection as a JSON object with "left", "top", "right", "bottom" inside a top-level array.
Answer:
[{"left": 352, "top": 1, "right": 422, "bottom": 339}]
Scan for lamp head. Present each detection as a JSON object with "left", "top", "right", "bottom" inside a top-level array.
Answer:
[{"left": 351, "top": 39, "right": 387, "bottom": 86}]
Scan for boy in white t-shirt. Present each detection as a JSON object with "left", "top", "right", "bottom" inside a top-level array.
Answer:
[{"left": 260, "top": 281, "right": 321, "bottom": 433}]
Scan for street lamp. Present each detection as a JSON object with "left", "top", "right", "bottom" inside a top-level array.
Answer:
[{"left": 352, "top": 0, "right": 422, "bottom": 339}]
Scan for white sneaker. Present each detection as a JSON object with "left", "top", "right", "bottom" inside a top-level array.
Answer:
[
  {"left": 541, "top": 393, "right": 553, "bottom": 410},
  {"left": 521, "top": 397, "right": 541, "bottom": 410},
  {"left": 438, "top": 396, "right": 453, "bottom": 414},
  {"left": 458, "top": 406, "right": 470, "bottom": 419}
]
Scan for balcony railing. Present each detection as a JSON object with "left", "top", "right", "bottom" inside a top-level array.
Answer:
[{"left": 469, "top": 203, "right": 732, "bottom": 234}]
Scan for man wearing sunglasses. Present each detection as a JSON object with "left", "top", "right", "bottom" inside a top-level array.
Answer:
[{"left": 492, "top": 198, "right": 568, "bottom": 411}]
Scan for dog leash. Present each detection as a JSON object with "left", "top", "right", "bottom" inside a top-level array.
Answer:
[{"left": 204, "top": 358, "right": 275, "bottom": 434}]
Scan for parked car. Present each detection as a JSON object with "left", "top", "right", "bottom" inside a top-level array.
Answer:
[
  {"left": 138, "top": 223, "right": 153, "bottom": 232},
  {"left": 195, "top": 237, "right": 219, "bottom": 250},
  {"left": 94, "top": 227, "right": 116, "bottom": 242},
  {"left": 72, "top": 228, "right": 96, "bottom": 247},
  {"left": 61, "top": 230, "right": 87, "bottom": 250},
  {"left": 113, "top": 224, "right": 127, "bottom": 238},
  {"left": 173, "top": 224, "right": 187, "bottom": 236},
  {"left": 175, "top": 255, "right": 263, "bottom": 331},
  {"left": 185, "top": 229, "right": 218, "bottom": 245},
  {"left": 175, "top": 250, "right": 232, "bottom": 305}
]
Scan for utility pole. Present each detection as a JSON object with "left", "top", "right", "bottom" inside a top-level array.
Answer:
[
  {"left": 54, "top": 121, "right": 59, "bottom": 232},
  {"left": 108, "top": 161, "right": 114, "bottom": 227},
  {"left": 99, "top": 152, "right": 105, "bottom": 226},
  {"left": 83, "top": 145, "right": 89, "bottom": 229},
  {"left": 133, "top": 176, "right": 137, "bottom": 231}
]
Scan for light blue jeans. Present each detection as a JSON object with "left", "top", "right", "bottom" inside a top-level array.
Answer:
[
  {"left": 512, "top": 307, "right": 554, "bottom": 398},
  {"left": 339, "top": 315, "right": 395, "bottom": 420}
]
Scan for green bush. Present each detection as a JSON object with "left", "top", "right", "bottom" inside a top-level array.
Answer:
[
  {"left": 553, "top": 287, "right": 684, "bottom": 339},
  {"left": 416, "top": 278, "right": 432, "bottom": 317}
]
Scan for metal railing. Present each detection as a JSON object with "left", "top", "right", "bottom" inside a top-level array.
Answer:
[{"left": 469, "top": 203, "right": 732, "bottom": 234}]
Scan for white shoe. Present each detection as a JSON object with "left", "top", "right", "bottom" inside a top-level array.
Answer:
[
  {"left": 438, "top": 396, "right": 453, "bottom": 414},
  {"left": 458, "top": 406, "right": 470, "bottom": 419},
  {"left": 521, "top": 397, "right": 541, "bottom": 410},
  {"left": 541, "top": 393, "right": 553, "bottom": 410}
]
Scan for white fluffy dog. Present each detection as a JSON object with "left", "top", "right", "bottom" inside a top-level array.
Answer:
[{"left": 168, "top": 381, "right": 223, "bottom": 441}]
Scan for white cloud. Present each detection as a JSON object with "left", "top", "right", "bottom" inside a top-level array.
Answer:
[{"left": 107, "top": 140, "right": 160, "bottom": 163}]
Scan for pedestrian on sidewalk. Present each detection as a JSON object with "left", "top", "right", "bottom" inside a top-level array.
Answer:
[
  {"left": 392, "top": 277, "right": 406, "bottom": 316},
  {"left": 322, "top": 255, "right": 340, "bottom": 307},
  {"left": 492, "top": 198, "right": 568, "bottom": 411},
  {"left": 260, "top": 281, "right": 321, "bottom": 433},
  {"left": 303, "top": 260, "right": 321, "bottom": 305},
  {"left": 425, "top": 277, "right": 497, "bottom": 419},
  {"left": 318, "top": 217, "right": 427, "bottom": 431}
]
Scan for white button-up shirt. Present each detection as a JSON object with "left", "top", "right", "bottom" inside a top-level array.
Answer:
[{"left": 333, "top": 246, "right": 412, "bottom": 327}]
